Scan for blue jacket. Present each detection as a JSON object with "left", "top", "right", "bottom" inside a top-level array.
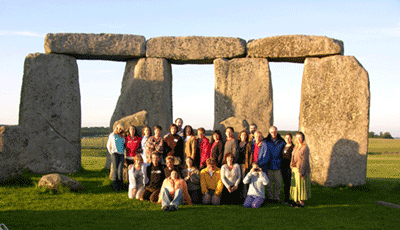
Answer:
[{"left": 258, "top": 134, "right": 286, "bottom": 171}]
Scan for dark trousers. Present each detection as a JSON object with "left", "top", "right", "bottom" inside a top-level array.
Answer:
[
  {"left": 281, "top": 167, "right": 292, "bottom": 202},
  {"left": 111, "top": 153, "right": 124, "bottom": 191},
  {"left": 221, "top": 186, "right": 242, "bottom": 205},
  {"left": 188, "top": 189, "right": 201, "bottom": 204},
  {"left": 141, "top": 187, "right": 161, "bottom": 203}
]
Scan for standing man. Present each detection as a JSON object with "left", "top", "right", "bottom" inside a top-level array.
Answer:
[
  {"left": 249, "top": 123, "right": 257, "bottom": 143},
  {"left": 175, "top": 118, "right": 184, "bottom": 137},
  {"left": 257, "top": 126, "right": 286, "bottom": 203}
]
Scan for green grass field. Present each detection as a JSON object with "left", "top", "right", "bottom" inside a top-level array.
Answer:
[{"left": 1, "top": 138, "right": 399, "bottom": 229}]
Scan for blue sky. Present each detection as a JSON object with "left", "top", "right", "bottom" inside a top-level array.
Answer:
[{"left": 1, "top": 0, "right": 399, "bottom": 137}]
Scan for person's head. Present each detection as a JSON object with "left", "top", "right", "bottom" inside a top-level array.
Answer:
[
  {"left": 151, "top": 153, "right": 160, "bottom": 165},
  {"left": 185, "top": 157, "right": 195, "bottom": 168},
  {"left": 154, "top": 125, "right": 162, "bottom": 136},
  {"left": 269, "top": 126, "right": 278, "bottom": 139},
  {"left": 114, "top": 124, "right": 125, "bottom": 135},
  {"left": 169, "top": 124, "right": 178, "bottom": 135},
  {"left": 254, "top": 131, "right": 263, "bottom": 143},
  {"left": 238, "top": 130, "right": 249, "bottom": 142},
  {"left": 249, "top": 123, "right": 257, "bottom": 134},
  {"left": 175, "top": 118, "right": 183, "bottom": 129},
  {"left": 225, "top": 127, "right": 234, "bottom": 138},
  {"left": 165, "top": 156, "right": 174, "bottom": 169},
  {"left": 142, "top": 126, "right": 152, "bottom": 137},
  {"left": 134, "top": 155, "right": 144, "bottom": 166},
  {"left": 223, "top": 152, "right": 235, "bottom": 166},
  {"left": 284, "top": 133, "right": 293, "bottom": 145},
  {"left": 296, "top": 132, "right": 305, "bottom": 145},
  {"left": 197, "top": 127, "right": 205, "bottom": 138},
  {"left": 252, "top": 162, "right": 261, "bottom": 172},
  {"left": 170, "top": 169, "right": 180, "bottom": 179},
  {"left": 184, "top": 125, "right": 194, "bottom": 137},
  {"left": 128, "top": 125, "right": 138, "bottom": 137},
  {"left": 206, "top": 158, "right": 216, "bottom": 171},
  {"left": 212, "top": 130, "right": 222, "bottom": 142}
]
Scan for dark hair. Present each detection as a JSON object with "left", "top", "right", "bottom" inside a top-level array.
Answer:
[
  {"left": 183, "top": 125, "right": 194, "bottom": 138},
  {"left": 142, "top": 126, "right": 152, "bottom": 137},
  {"left": 175, "top": 118, "right": 183, "bottom": 124},
  {"left": 222, "top": 152, "right": 235, "bottom": 165},
  {"left": 206, "top": 158, "right": 216, "bottom": 166},
  {"left": 170, "top": 168, "right": 181, "bottom": 179},
  {"left": 250, "top": 123, "right": 257, "bottom": 128},
  {"left": 169, "top": 124, "right": 178, "bottom": 133},
  {"left": 127, "top": 125, "right": 139, "bottom": 137},
  {"left": 296, "top": 132, "right": 305, "bottom": 142},
  {"left": 154, "top": 125, "right": 162, "bottom": 132},
  {"left": 225, "top": 126, "right": 234, "bottom": 134},
  {"left": 285, "top": 133, "right": 293, "bottom": 144},
  {"left": 184, "top": 157, "right": 198, "bottom": 169},
  {"left": 211, "top": 130, "right": 223, "bottom": 144},
  {"left": 237, "top": 130, "right": 249, "bottom": 142}
]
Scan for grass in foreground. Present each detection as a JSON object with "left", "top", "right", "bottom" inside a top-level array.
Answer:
[{"left": 1, "top": 139, "right": 400, "bottom": 229}]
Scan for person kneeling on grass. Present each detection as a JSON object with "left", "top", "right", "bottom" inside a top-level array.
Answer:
[
  {"left": 200, "top": 158, "right": 223, "bottom": 205},
  {"left": 140, "top": 153, "right": 165, "bottom": 203},
  {"left": 243, "top": 162, "right": 269, "bottom": 208},
  {"left": 158, "top": 169, "right": 192, "bottom": 211}
]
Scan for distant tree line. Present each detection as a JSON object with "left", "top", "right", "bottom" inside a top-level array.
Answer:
[{"left": 369, "top": 131, "right": 393, "bottom": 139}]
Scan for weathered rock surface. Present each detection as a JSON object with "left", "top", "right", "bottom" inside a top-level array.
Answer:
[
  {"left": 45, "top": 33, "right": 146, "bottom": 61},
  {"left": 38, "top": 173, "right": 84, "bottom": 191},
  {"left": 215, "top": 117, "right": 250, "bottom": 139},
  {"left": 108, "top": 58, "right": 172, "bottom": 168},
  {"left": 299, "top": 55, "right": 370, "bottom": 187},
  {"left": 214, "top": 58, "right": 273, "bottom": 135},
  {"left": 19, "top": 53, "right": 81, "bottom": 174},
  {"left": 146, "top": 36, "right": 246, "bottom": 64},
  {"left": 112, "top": 110, "right": 149, "bottom": 131},
  {"left": 247, "top": 35, "right": 344, "bottom": 63},
  {"left": 0, "top": 125, "right": 29, "bottom": 182}
]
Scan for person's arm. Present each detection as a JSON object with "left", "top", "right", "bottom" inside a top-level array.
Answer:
[
  {"left": 200, "top": 170, "right": 208, "bottom": 194},
  {"left": 107, "top": 133, "right": 113, "bottom": 154},
  {"left": 220, "top": 165, "right": 230, "bottom": 190},
  {"left": 243, "top": 171, "right": 252, "bottom": 185},
  {"left": 257, "top": 141, "right": 269, "bottom": 167},
  {"left": 260, "top": 171, "right": 269, "bottom": 185},
  {"left": 215, "top": 172, "right": 224, "bottom": 196},
  {"left": 128, "top": 165, "right": 136, "bottom": 189},
  {"left": 190, "top": 137, "right": 197, "bottom": 159},
  {"left": 190, "top": 168, "right": 200, "bottom": 185},
  {"left": 234, "top": 164, "right": 241, "bottom": 188}
]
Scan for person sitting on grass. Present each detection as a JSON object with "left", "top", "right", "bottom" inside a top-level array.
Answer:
[
  {"left": 140, "top": 152, "right": 165, "bottom": 203},
  {"left": 243, "top": 162, "right": 269, "bottom": 208},
  {"left": 128, "top": 155, "right": 149, "bottom": 199},
  {"left": 181, "top": 157, "right": 201, "bottom": 204},
  {"left": 158, "top": 169, "right": 191, "bottom": 211},
  {"left": 200, "top": 158, "right": 223, "bottom": 205}
]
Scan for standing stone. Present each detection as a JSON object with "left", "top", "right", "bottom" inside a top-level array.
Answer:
[
  {"left": 214, "top": 58, "right": 273, "bottom": 135},
  {"left": 108, "top": 58, "right": 172, "bottom": 168},
  {"left": 45, "top": 33, "right": 146, "bottom": 61},
  {"left": 215, "top": 117, "right": 250, "bottom": 139},
  {"left": 0, "top": 125, "right": 29, "bottom": 182},
  {"left": 19, "top": 53, "right": 81, "bottom": 174},
  {"left": 146, "top": 36, "right": 247, "bottom": 64},
  {"left": 247, "top": 35, "right": 344, "bottom": 63},
  {"left": 300, "top": 55, "right": 370, "bottom": 187}
]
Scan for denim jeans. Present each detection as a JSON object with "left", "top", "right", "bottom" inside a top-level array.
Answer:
[
  {"left": 161, "top": 188, "right": 183, "bottom": 208},
  {"left": 111, "top": 153, "right": 124, "bottom": 189}
]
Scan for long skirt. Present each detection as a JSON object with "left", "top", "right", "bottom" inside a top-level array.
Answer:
[{"left": 290, "top": 167, "right": 311, "bottom": 202}]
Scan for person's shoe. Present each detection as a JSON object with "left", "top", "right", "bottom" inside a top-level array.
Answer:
[{"left": 162, "top": 206, "right": 169, "bottom": 211}]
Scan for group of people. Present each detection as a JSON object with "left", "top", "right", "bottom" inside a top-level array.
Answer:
[{"left": 106, "top": 118, "right": 311, "bottom": 211}]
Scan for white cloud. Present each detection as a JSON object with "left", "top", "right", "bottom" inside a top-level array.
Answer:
[{"left": 0, "top": 30, "right": 45, "bottom": 38}]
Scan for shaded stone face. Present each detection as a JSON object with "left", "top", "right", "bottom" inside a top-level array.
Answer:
[
  {"left": 146, "top": 36, "right": 247, "bottom": 64},
  {"left": 19, "top": 53, "right": 81, "bottom": 174},
  {"left": 300, "top": 55, "right": 370, "bottom": 187},
  {"left": 247, "top": 35, "right": 344, "bottom": 63},
  {"left": 0, "top": 125, "right": 28, "bottom": 182},
  {"left": 45, "top": 33, "right": 146, "bottom": 61},
  {"left": 214, "top": 58, "right": 273, "bottom": 135},
  {"left": 110, "top": 58, "right": 172, "bottom": 132}
]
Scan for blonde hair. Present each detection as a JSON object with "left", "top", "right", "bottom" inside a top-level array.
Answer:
[{"left": 114, "top": 124, "right": 125, "bottom": 136}]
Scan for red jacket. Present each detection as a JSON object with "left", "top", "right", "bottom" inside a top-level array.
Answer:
[
  {"left": 125, "top": 135, "right": 142, "bottom": 158},
  {"left": 199, "top": 136, "right": 211, "bottom": 168}
]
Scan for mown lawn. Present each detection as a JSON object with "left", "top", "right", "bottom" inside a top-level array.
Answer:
[{"left": 1, "top": 138, "right": 399, "bottom": 229}]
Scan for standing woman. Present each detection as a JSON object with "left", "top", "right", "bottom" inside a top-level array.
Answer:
[
  {"left": 181, "top": 157, "right": 201, "bottom": 204},
  {"left": 224, "top": 127, "right": 237, "bottom": 163},
  {"left": 220, "top": 152, "right": 242, "bottom": 204},
  {"left": 145, "top": 125, "right": 163, "bottom": 163},
  {"left": 125, "top": 125, "right": 142, "bottom": 167},
  {"left": 211, "top": 130, "right": 224, "bottom": 168},
  {"left": 282, "top": 133, "right": 295, "bottom": 204},
  {"left": 107, "top": 124, "right": 126, "bottom": 192},
  {"left": 164, "top": 124, "right": 184, "bottom": 165},
  {"left": 237, "top": 130, "right": 251, "bottom": 173},
  {"left": 290, "top": 132, "right": 311, "bottom": 208},
  {"left": 128, "top": 155, "right": 149, "bottom": 199},
  {"left": 141, "top": 126, "right": 152, "bottom": 164},
  {"left": 183, "top": 125, "right": 197, "bottom": 161}
]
